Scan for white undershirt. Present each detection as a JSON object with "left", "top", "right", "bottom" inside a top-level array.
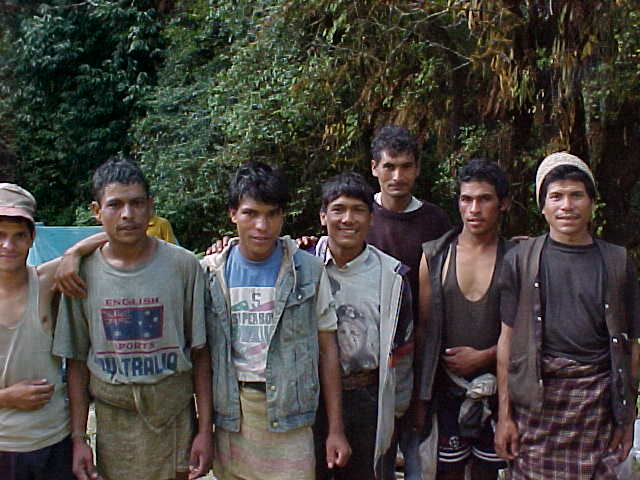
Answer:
[{"left": 374, "top": 192, "right": 423, "bottom": 213}]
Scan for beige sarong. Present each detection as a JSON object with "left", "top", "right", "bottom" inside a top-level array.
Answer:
[
  {"left": 213, "top": 386, "right": 315, "bottom": 480},
  {"left": 90, "top": 373, "right": 195, "bottom": 480}
]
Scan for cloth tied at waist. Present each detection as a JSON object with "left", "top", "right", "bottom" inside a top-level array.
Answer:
[
  {"left": 445, "top": 368, "right": 496, "bottom": 439},
  {"left": 341, "top": 369, "right": 379, "bottom": 390},
  {"left": 89, "top": 372, "right": 194, "bottom": 433}
]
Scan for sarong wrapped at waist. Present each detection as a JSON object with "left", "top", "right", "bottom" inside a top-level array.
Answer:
[
  {"left": 213, "top": 387, "right": 314, "bottom": 480},
  {"left": 509, "top": 355, "right": 620, "bottom": 480},
  {"left": 89, "top": 372, "right": 193, "bottom": 432}
]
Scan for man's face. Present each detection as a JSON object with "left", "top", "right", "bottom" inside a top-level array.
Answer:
[
  {"left": 371, "top": 150, "right": 419, "bottom": 200},
  {"left": 320, "top": 195, "right": 372, "bottom": 252},
  {"left": 92, "top": 183, "right": 153, "bottom": 247},
  {"left": 542, "top": 179, "right": 593, "bottom": 242},
  {"left": 459, "top": 181, "right": 506, "bottom": 236},
  {"left": 230, "top": 196, "right": 284, "bottom": 262},
  {"left": 0, "top": 219, "right": 33, "bottom": 273}
]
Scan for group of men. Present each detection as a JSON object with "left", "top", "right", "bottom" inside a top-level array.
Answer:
[{"left": 0, "top": 125, "right": 638, "bottom": 480}]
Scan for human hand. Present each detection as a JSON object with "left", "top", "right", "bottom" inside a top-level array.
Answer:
[
  {"left": 494, "top": 417, "right": 519, "bottom": 460},
  {"left": 205, "top": 236, "right": 230, "bottom": 255},
  {"left": 53, "top": 253, "right": 86, "bottom": 297},
  {"left": 325, "top": 431, "right": 351, "bottom": 468},
  {"left": 443, "top": 346, "right": 487, "bottom": 377},
  {"left": 0, "top": 379, "right": 54, "bottom": 410},
  {"left": 295, "top": 236, "right": 318, "bottom": 250},
  {"left": 72, "top": 438, "right": 101, "bottom": 480},
  {"left": 608, "top": 423, "right": 634, "bottom": 461},
  {"left": 188, "top": 431, "right": 213, "bottom": 479}
]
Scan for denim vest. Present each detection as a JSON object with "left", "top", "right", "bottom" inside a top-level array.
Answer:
[{"left": 204, "top": 238, "right": 324, "bottom": 433}]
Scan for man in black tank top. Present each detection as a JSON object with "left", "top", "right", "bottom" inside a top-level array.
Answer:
[{"left": 420, "top": 160, "right": 511, "bottom": 480}]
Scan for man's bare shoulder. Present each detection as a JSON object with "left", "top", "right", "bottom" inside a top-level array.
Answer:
[{"left": 36, "top": 257, "right": 61, "bottom": 292}]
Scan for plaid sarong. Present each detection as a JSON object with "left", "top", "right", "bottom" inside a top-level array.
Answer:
[
  {"left": 509, "top": 355, "right": 620, "bottom": 480},
  {"left": 213, "top": 386, "right": 315, "bottom": 480}
]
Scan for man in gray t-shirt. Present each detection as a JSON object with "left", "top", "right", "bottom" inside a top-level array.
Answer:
[
  {"left": 53, "top": 158, "right": 212, "bottom": 480},
  {"left": 312, "top": 172, "right": 413, "bottom": 480}
]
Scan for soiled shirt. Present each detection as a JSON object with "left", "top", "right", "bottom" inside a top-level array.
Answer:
[
  {"left": 53, "top": 240, "right": 207, "bottom": 384},
  {"left": 323, "top": 246, "right": 382, "bottom": 376}
]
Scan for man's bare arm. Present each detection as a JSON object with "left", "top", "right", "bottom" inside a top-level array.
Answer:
[
  {"left": 188, "top": 347, "right": 213, "bottom": 479},
  {"left": 67, "top": 360, "right": 99, "bottom": 480},
  {"left": 41, "top": 232, "right": 109, "bottom": 297},
  {"left": 443, "top": 345, "right": 497, "bottom": 377},
  {"left": 413, "top": 254, "right": 432, "bottom": 430},
  {"left": 494, "top": 323, "right": 519, "bottom": 460},
  {"left": 417, "top": 255, "right": 430, "bottom": 373},
  {"left": 318, "top": 331, "right": 351, "bottom": 469}
]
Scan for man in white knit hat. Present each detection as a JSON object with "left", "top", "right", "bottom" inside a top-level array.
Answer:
[{"left": 494, "top": 152, "right": 640, "bottom": 479}]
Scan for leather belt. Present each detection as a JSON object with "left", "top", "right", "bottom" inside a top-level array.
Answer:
[
  {"left": 239, "top": 381, "right": 267, "bottom": 392},
  {"left": 342, "top": 370, "right": 379, "bottom": 391}
]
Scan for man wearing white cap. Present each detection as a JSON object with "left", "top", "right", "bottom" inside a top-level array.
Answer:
[
  {"left": 494, "top": 153, "right": 640, "bottom": 478},
  {"left": 0, "top": 183, "right": 103, "bottom": 479}
]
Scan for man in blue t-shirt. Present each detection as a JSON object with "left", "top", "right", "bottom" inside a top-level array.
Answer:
[{"left": 202, "top": 161, "right": 351, "bottom": 480}]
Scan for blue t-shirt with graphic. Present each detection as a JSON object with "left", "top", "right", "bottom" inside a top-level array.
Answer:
[{"left": 225, "top": 242, "right": 283, "bottom": 381}]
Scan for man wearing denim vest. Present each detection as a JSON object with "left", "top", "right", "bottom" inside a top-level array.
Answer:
[
  {"left": 202, "top": 161, "right": 350, "bottom": 480},
  {"left": 495, "top": 152, "right": 640, "bottom": 479}
]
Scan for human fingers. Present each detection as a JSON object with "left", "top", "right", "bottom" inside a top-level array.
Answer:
[
  {"left": 57, "top": 273, "right": 87, "bottom": 298},
  {"left": 335, "top": 444, "right": 351, "bottom": 467}
]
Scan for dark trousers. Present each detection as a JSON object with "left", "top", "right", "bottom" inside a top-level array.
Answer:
[
  {"left": 0, "top": 436, "right": 74, "bottom": 480},
  {"left": 314, "top": 384, "right": 380, "bottom": 479}
]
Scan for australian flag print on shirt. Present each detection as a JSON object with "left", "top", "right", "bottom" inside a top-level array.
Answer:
[{"left": 101, "top": 306, "right": 164, "bottom": 341}]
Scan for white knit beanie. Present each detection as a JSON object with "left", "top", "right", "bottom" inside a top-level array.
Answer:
[{"left": 535, "top": 152, "right": 596, "bottom": 207}]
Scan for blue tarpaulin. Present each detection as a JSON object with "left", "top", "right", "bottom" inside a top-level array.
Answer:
[{"left": 27, "top": 225, "right": 103, "bottom": 266}]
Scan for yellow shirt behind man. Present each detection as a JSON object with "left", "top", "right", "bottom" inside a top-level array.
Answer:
[{"left": 146, "top": 215, "right": 177, "bottom": 244}]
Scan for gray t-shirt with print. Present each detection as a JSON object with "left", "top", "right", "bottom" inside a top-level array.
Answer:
[
  {"left": 324, "top": 245, "right": 382, "bottom": 376},
  {"left": 53, "top": 240, "right": 207, "bottom": 384}
]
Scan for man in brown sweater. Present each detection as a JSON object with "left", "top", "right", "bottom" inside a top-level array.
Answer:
[{"left": 367, "top": 126, "right": 450, "bottom": 479}]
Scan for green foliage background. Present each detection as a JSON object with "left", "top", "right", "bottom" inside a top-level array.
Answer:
[{"left": 2, "top": 0, "right": 640, "bottom": 252}]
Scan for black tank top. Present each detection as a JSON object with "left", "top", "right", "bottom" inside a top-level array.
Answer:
[{"left": 442, "top": 238, "right": 503, "bottom": 366}]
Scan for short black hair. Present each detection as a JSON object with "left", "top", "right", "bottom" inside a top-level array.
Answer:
[
  {"left": 457, "top": 158, "right": 509, "bottom": 201},
  {"left": 539, "top": 164, "right": 596, "bottom": 208},
  {"left": 321, "top": 172, "right": 374, "bottom": 212},
  {"left": 92, "top": 157, "right": 150, "bottom": 202},
  {"left": 228, "top": 161, "right": 290, "bottom": 210},
  {"left": 0, "top": 215, "right": 35, "bottom": 236},
  {"left": 371, "top": 125, "right": 419, "bottom": 164}
]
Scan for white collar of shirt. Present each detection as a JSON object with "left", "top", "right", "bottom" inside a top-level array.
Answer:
[
  {"left": 323, "top": 244, "right": 371, "bottom": 272},
  {"left": 374, "top": 192, "right": 423, "bottom": 212}
]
